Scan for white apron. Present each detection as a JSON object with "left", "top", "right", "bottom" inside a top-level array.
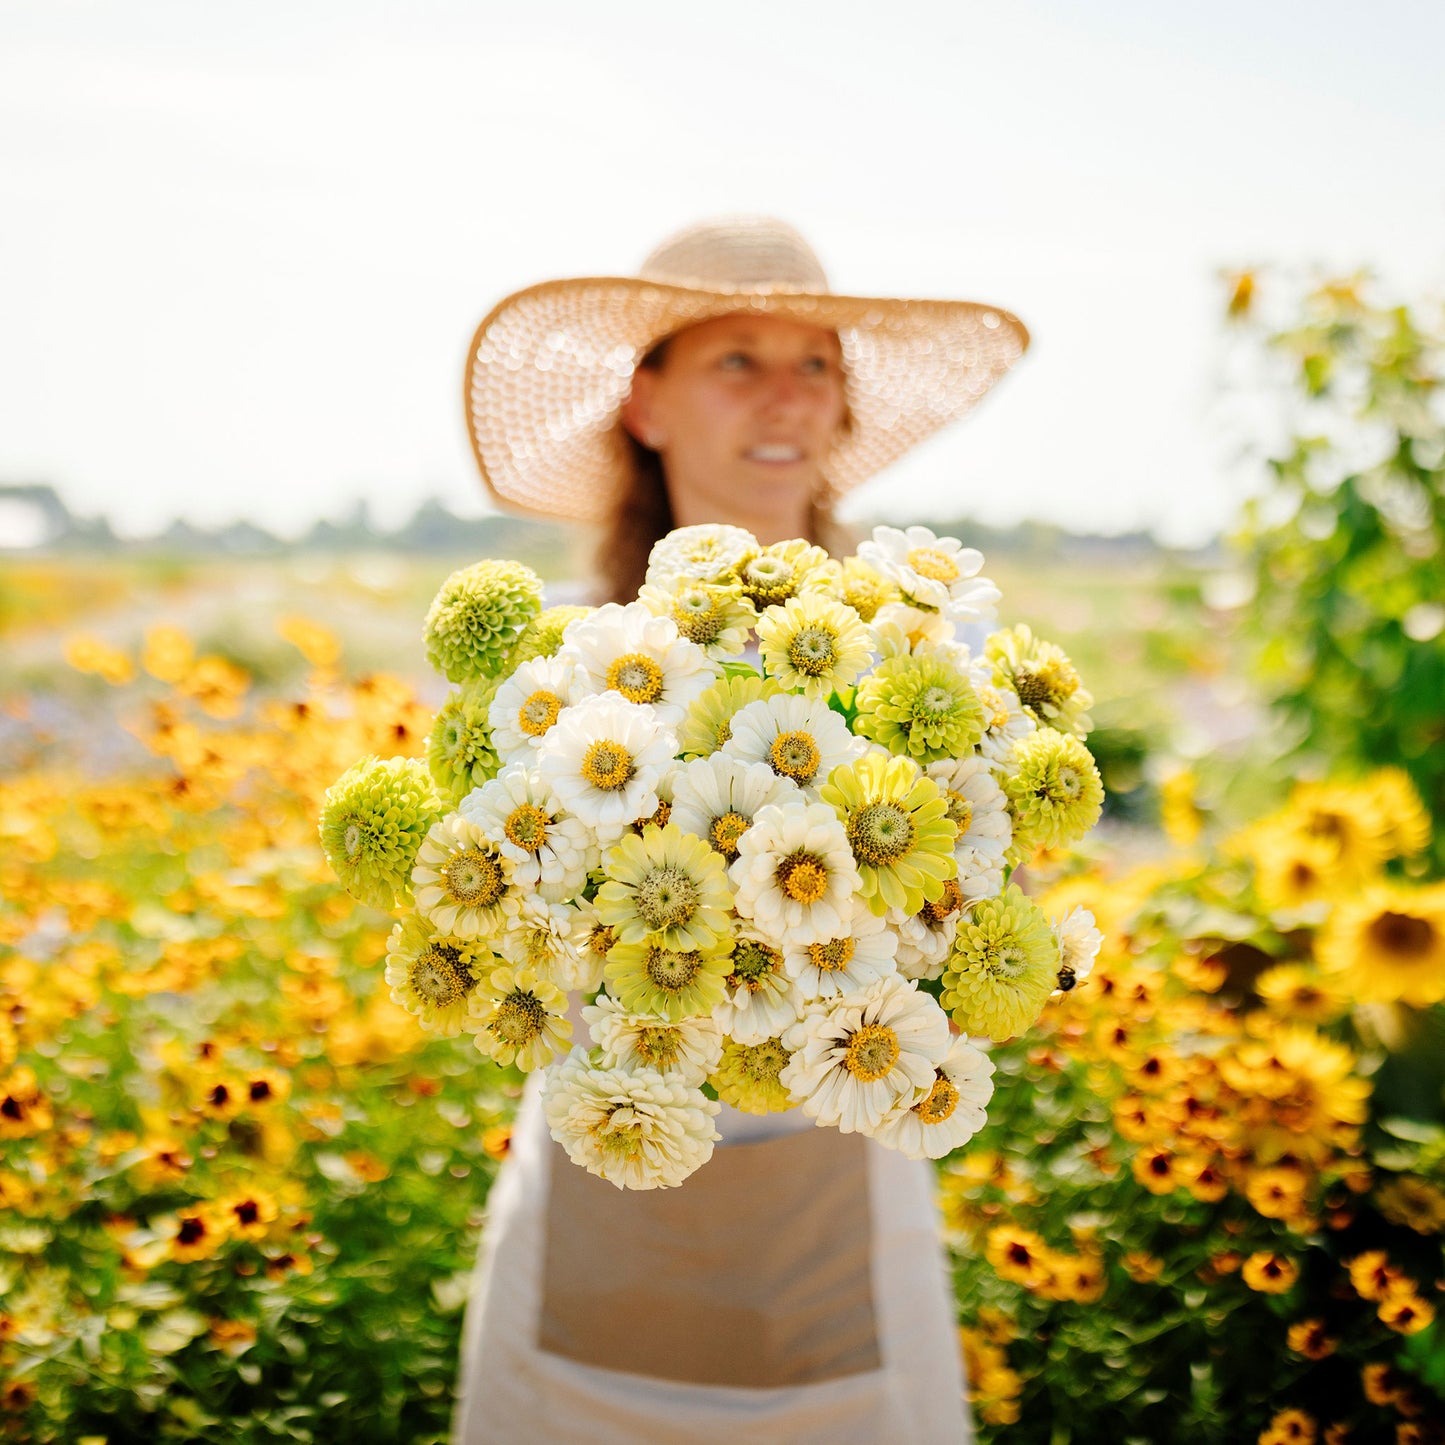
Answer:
[{"left": 452, "top": 1074, "right": 974, "bottom": 1444}]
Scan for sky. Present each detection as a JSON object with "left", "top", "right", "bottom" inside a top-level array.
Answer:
[{"left": 2, "top": 0, "right": 1442, "bottom": 545}]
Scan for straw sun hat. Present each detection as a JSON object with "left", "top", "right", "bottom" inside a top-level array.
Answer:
[{"left": 462, "top": 216, "right": 1030, "bottom": 522}]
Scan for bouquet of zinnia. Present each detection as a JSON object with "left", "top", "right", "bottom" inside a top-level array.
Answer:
[{"left": 318, "top": 524, "right": 1105, "bottom": 1188}]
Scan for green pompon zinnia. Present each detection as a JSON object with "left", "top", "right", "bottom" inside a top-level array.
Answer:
[
  {"left": 423, "top": 558, "right": 543, "bottom": 683},
  {"left": 428, "top": 678, "right": 502, "bottom": 804},
  {"left": 319, "top": 755, "right": 445, "bottom": 911},
  {"left": 818, "top": 751, "right": 958, "bottom": 918},
  {"left": 853, "top": 651, "right": 986, "bottom": 763},
  {"left": 940, "top": 886, "right": 1059, "bottom": 1040},
  {"left": 1002, "top": 726, "right": 1104, "bottom": 859}
]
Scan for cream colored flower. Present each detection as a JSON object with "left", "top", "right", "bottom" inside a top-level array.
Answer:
[
  {"left": 410, "top": 813, "right": 521, "bottom": 941},
  {"left": 721, "top": 691, "right": 867, "bottom": 793},
  {"left": 783, "top": 898, "right": 900, "bottom": 1000},
  {"left": 857, "top": 525, "right": 1000, "bottom": 622},
  {"left": 470, "top": 964, "right": 572, "bottom": 1071},
  {"left": 669, "top": 754, "right": 802, "bottom": 863},
  {"left": 925, "top": 756, "right": 1012, "bottom": 898},
  {"left": 756, "top": 594, "right": 875, "bottom": 698},
  {"left": 459, "top": 763, "right": 597, "bottom": 900},
  {"left": 730, "top": 800, "right": 861, "bottom": 946},
  {"left": 646, "top": 523, "right": 759, "bottom": 587},
  {"left": 542, "top": 1049, "right": 721, "bottom": 1190},
  {"left": 496, "top": 895, "right": 587, "bottom": 989},
  {"left": 583, "top": 994, "right": 724, "bottom": 1084},
  {"left": 873, "top": 1036, "right": 995, "bottom": 1159},
  {"left": 780, "top": 975, "right": 951, "bottom": 1134},
  {"left": 1052, "top": 905, "right": 1103, "bottom": 995},
  {"left": 712, "top": 928, "right": 806, "bottom": 1045},
  {"left": 487, "top": 654, "right": 583, "bottom": 763}
]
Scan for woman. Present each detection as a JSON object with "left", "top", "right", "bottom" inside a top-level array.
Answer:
[{"left": 453, "top": 217, "right": 1029, "bottom": 1445}]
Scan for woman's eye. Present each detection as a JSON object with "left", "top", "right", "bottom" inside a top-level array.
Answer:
[
  {"left": 718, "top": 351, "right": 752, "bottom": 371},
  {"left": 800, "top": 356, "right": 832, "bottom": 376}
]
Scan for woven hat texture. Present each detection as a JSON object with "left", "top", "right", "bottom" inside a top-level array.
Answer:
[{"left": 463, "top": 216, "right": 1029, "bottom": 522}]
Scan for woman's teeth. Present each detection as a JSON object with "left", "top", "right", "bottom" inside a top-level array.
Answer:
[{"left": 746, "top": 445, "right": 803, "bottom": 462}]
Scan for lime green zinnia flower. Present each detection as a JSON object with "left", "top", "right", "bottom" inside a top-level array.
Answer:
[
  {"left": 595, "top": 823, "right": 734, "bottom": 952},
  {"left": 678, "top": 672, "right": 780, "bottom": 759},
  {"left": 710, "top": 1036, "right": 799, "bottom": 1114},
  {"left": 470, "top": 963, "right": 572, "bottom": 1071},
  {"left": 757, "top": 594, "right": 874, "bottom": 699},
  {"left": 509, "top": 604, "right": 593, "bottom": 665},
  {"left": 985, "top": 624, "right": 1093, "bottom": 737},
  {"left": 423, "top": 558, "right": 543, "bottom": 682},
  {"left": 729, "top": 539, "right": 839, "bottom": 609},
  {"left": 604, "top": 939, "right": 732, "bottom": 1021},
  {"left": 940, "top": 886, "right": 1059, "bottom": 1039},
  {"left": 319, "top": 756, "right": 445, "bottom": 911},
  {"left": 854, "top": 652, "right": 986, "bottom": 762},
  {"left": 1002, "top": 727, "right": 1104, "bottom": 858},
  {"left": 819, "top": 752, "right": 958, "bottom": 917},
  {"left": 428, "top": 678, "right": 502, "bottom": 804},
  {"left": 839, "top": 555, "right": 900, "bottom": 623}
]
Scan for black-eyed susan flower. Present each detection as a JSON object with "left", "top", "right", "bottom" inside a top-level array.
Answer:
[
  {"left": 709, "top": 1035, "right": 798, "bottom": 1115},
  {"left": 1258, "top": 1407, "right": 1317, "bottom": 1445},
  {"left": 820, "top": 752, "right": 958, "bottom": 918},
  {"left": 941, "top": 887, "right": 1059, "bottom": 1040},
  {"left": 1242, "top": 1251, "right": 1298, "bottom": 1293},
  {"left": 1316, "top": 882, "right": 1445, "bottom": 1007},
  {"left": 423, "top": 558, "right": 542, "bottom": 682},
  {"left": 318, "top": 755, "right": 444, "bottom": 911},
  {"left": 1286, "top": 1318, "right": 1338, "bottom": 1360}
]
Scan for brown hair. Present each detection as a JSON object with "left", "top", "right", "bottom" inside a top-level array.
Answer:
[{"left": 592, "top": 335, "right": 854, "bottom": 604}]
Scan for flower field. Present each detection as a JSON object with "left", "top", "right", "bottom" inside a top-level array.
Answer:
[{"left": 3, "top": 275, "right": 1442, "bottom": 1443}]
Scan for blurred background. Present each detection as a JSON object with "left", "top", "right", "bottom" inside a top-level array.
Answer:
[{"left": 4, "top": 5, "right": 1445, "bottom": 1442}]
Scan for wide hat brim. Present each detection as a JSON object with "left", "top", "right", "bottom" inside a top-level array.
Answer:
[{"left": 463, "top": 275, "right": 1030, "bottom": 523}]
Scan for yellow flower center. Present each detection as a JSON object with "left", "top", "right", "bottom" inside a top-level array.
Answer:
[
  {"left": 739, "top": 1037, "right": 790, "bottom": 1083},
  {"left": 1368, "top": 910, "right": 1435, "bottom": 959},
  {"left": 671, "top": 591, "right": 723, "bottom": 643},
  {"left": 709, "top": 810, "right": 750, "bottom": 858},
  {"left": 503, "top": 803, "right": 550, "bottom": 852},
  {"left": 843, "top": 1023, "right": 900, "bottom": 1082},
  {"left": 518, "top": 689, "right": 564, "bottom": 737},
  {"left": 945, "top": 789, "right": 974, "bottom": 832},
  {"left": 606, "top": 652, "right": 665, "bottom": 705},
  {"left": 490, "top": 989, "right": 545, "bottom": 1044},
  {"left": 644, "top": 945, "right": 702, "bottom": 992},
  {"left": 923, "top": 877, "right": 964, "bottom": 926},
  {"left": 913, "top": 1072, "right": 959, "bottom": 1124},
  {"left": 846, "top": 801, "right": 916, "bottom": 866},
  {"left": 768, "top": 729, "right": 821, "bottom": 783},
  {"left": 1015, "top": 656, "right": 1079, "bottom": 712},
  {"left": 807, "top": 936, "right": 855, "bottom": 972},
  {"left": 635, "top": 1024, "right": 684, "bottom": 1069},
  {"left": 634, "top": 864, "right": 701, "bottom": 931},
  {"left": 410, "top": 944, "right": 472, "bottom": 1007},
  {"left": 727, "top": 938, "right": 783, "bottom": 993},
  {"left": 906, "top": 547, "right": 959, "bottom": 584},
  {"left": 580, "top": 739, "right": 634, "bottom": 790},
  {"left": 777, "top": 852, "right": 829, "bottom": 903},
  {"left": 443, "top": 849, "right": 506, "bottom": 908},
  {"left": 586, "top": 923, "right": 618, "bottom": 958},
  {"left": 787, "top": 624, "right": 839, "bottom": 677}
]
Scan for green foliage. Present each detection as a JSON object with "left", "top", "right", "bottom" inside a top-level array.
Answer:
[{"left": 1231, "top": 277, "right": 1445, "bottom": 863}]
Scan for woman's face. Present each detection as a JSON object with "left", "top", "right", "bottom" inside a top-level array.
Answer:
[{"left": 622, "top": 313, "right": 847, "bottom": 539}]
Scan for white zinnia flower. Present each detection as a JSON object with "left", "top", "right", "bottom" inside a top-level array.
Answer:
[
  {"left": 783, "top": 898, "right": 899, "bottom": 1000},
  {"left": 779, "top": 974, "right": 951, "bottom": 1135},
  {"left": 858, "top": 524, "right": 1001, "bottom": 624},
  {"left": 894, "top": 881, "right": 964, "bottom": 981},
  {"left": 542, "top": 1048, "right": 721, "bottom": 1191},
  {"left": 1052, "top": 905, "right": 1103, "bottom": 994},
  {"left": 712, "top": 928, "right": 806, "bottom": 1045},
  {"left": 873, "top": 1035, "right": 995, "bottom": 1159},
  {"left": 722, "top": 692, "right": 867, "bottom": 795},
  {"left": 925, "top": 755, "right": 1012, "bottom": 899},
  {"left": 559, "top": 602, "right": 719, "bottom": 727},
  {"left": 496, "top": 894, "right": 586, "bottom": 988},
  {"left": 569, "top": 896, "right": 618, "bottom": 994},
  {"left": 968, "top": 659, "right": 1036, "bottom": 767},
  {"left": 583, "top": 994, "right": 723, "bottom": 1084},
  {"left": 645, "top": 523, "right": 759, "bottom": 588},
  {"left": 535, "top": 693, "right": 675, "bottom": 841},
  {"left": 487, "top": 655, "right": 583, "bottom": 763},
  {"left": 410, "top": 812, "right": 521, "bottom": 941},
  {"left": 730, "top": 800, "right": 861, "bottom": 946},
  {"left": 669, "top": 754, "right": 802, "bottom": 863},
  {"left": 459, "top": 763, "right": 597, "bottom": 901}
]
